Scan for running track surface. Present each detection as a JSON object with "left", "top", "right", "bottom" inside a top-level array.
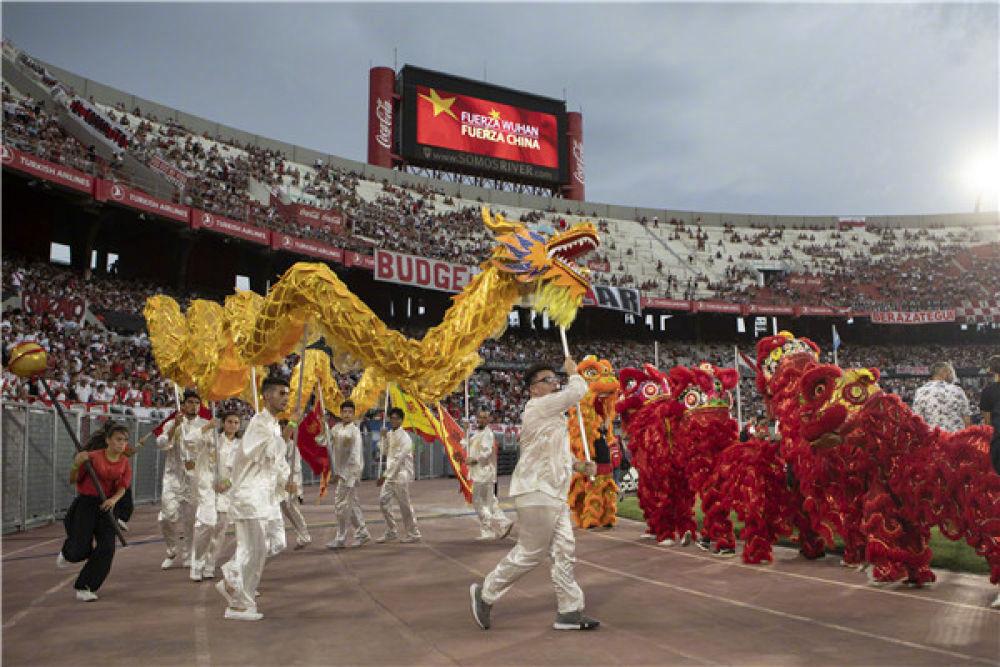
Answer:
[{"left": 3, "top": 478, "right": 998, "bottom": 666}]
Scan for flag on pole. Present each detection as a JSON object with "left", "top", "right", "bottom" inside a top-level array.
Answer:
[
  {"left": 831, "top": 324, "right": 842, "bottom": 352},
  {"left": 296, "top": 399, "right": 332, "bottom": 497},
  {"left": 388, "top": 384, "right": 439, "bottom": 443},
  {"left": 428, "top": 403, "right": 474, "bottom": 504}
]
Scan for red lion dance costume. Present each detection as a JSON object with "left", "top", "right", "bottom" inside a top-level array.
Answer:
[
  {"left": 754, "top": 333, "right": 838, "bottom": 560},
  {"left": 567, "top": 356, "right": 622, "bottom": 529},
  {"left": 667, "top": 363, "right": 741, "bottom": 553},
  {"left": 616, "top": 364, "right": 691, "bottom": 542},
  {"left": 795, "top": 362, "right": 1000, "bottom": 587},
  {"left": 666, "top": 362, "right": 798, "bottom": 563}
]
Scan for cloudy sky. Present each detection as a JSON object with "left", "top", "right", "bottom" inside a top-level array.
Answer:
[{"left": 4, "top": 2, "right": 997, "bottom": 215}]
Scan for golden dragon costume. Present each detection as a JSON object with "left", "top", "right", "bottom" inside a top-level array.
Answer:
[
  {"left": 567, "top": 356, "right": 621, "bottom": 529},
  {"left": 143, "top": 207, "right": 599, "bottom": 414}
]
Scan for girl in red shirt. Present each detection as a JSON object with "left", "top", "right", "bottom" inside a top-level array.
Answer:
[{"left": 57, "top": 422, "right": 132, "bottom": 601}]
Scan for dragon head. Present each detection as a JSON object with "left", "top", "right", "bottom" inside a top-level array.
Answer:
[
  {"left": 797, "top": 363, "right": 882, "bottom": 449},
  {"left": 754, "top": 330, "right": 821, "bottom": 396},
  {"left": 668, "top": 363, "right": 738, "bottom": 416},
  {"left": 616, "top": 364, "right": 673, "bottom": 419},
  {"left": 483, "top": 206, "right": 599, "bottom": 328}
]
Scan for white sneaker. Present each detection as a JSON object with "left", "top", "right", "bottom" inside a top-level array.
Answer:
[
  {"left": 658, "top": 538, "right": 676, "bottom": 547},
  {"left": 190, "top": 571, "right": 203, "bottom": 582},
  {"left": 215, "top": 580, "right": 236, "bottom": 607},
  {"left": 224, "top": 607, "right": 263, "bottom": 621},
  {"left": 356, "top": 534, "right": 372, "bottom": 546},
  {"left": 161, "top": 557, "right": 176, "bottom": 570},
  {"left": 375, "top": 534, "right": 398, "bottom": 544},
  {"left": 400, "top": 535, "right": 422, "bottom": 543},
  {"left": 990, "top": 593, "right": 1000, "bottom": 610},
  {"left": 202, "top": 570, "right": 215, "bottom": 579},
  {"left": 326, "top": 539, "right": 347, "bottom": 550},
  {"left": 182, "top": 556, "right": 192, "bottom": 568},
  {"left": 639, "top": 532, "right": 656, "bottom": 541},
  {"left": 75, "top": 588, "right": 98, "bottom": 602},
  {"left": 117, "top": 519, "right": 129, "bottom": 533},
  {"left": 56, "top": 552, "right": 70, "bottom": 569},
  {"left": 475, "top": 535, "right": 493, "bottom": 541}
]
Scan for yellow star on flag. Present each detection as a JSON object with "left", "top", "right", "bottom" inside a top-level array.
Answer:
[
  {"left": 489, "top": 108, "right": 501, "bottom": 121},
  {"left": 418, "top": 88, "right": 458, "bottom": 120}
]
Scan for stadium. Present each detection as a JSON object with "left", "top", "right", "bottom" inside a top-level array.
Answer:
[{"left": 2, "top": 4, "right": 999, "bottom": 666}]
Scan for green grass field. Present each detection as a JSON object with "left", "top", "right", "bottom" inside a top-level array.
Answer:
[{"left": 616, "top": 496, "right": 989, "bottom": 575}]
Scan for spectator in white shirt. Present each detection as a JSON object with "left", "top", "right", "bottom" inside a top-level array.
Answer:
[{"left": 912, "top": 362, "right": 971, "bottom": 432}]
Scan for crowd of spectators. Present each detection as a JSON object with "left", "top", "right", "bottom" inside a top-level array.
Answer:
[{"left": 2, "top": 86, "right": 120, "bottom": 178}]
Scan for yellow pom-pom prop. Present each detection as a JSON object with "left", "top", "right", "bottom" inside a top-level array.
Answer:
[{"left": 7, "top": 341, "right": 48, "bottom": 378}]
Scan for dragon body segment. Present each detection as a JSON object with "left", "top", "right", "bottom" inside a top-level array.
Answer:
[{"left": 144, "top": 207, "right": 598, "bottom": 412}]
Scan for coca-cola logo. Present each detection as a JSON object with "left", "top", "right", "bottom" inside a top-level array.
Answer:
[
  {"left": 1, "top": 145, "right": 13, "bottom": 164},
  {"left": 571, "top": 139, "right": 585, "bottom": 185},
  {"left": 110, "top": 183, "right": 125, "bottom": 200},
  {"left": 201, "top": 212, "right": 214, "bottom": 228},
  {"left": 375, "top": 98, "right": 393, "bottom": 150}
]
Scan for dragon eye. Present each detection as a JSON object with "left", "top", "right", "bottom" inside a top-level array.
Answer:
[
  {"left": 812, "top": 381, "right": 829, "bottom": 398},
  {"left": 641, "top": 382, "right": 658, "bottom": 397}
]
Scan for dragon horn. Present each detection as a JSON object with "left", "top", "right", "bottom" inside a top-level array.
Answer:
[{"left": 481, "top": 205, "right": 518, "bottom": 235}]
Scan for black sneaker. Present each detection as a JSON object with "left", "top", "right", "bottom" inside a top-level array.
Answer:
[
  {"left": 553, "top": 610, "right": 600, "bottom": 631},
  {"left": 470, "top": 583, "right": 491, "bottom": 630},
  {"left": 695, "top": 537, "right": 712, "bottom": 552},
  {"left": 715, "top": 547, "right": 737, "bottom": 558}
]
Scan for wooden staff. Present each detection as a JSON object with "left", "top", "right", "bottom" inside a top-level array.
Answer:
[{"left": 559, "top": 326, "right": 593, "bottom": 480}]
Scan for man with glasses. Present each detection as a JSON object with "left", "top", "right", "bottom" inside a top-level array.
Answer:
[{"left": 470, "top": 357, "right": 600, "bottom": 631}]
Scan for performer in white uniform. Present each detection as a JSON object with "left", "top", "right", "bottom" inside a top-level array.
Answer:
[
  {"left": 471, "top": 358, "right": 600, "bottom": 631},
  {"left": 189, "top": 411, "right": 240, "bottom": 581},
  {"left": 324, "top": 400, "right": 371, "bottom": 549},
  {"left": 376, "top": 408, "right": 421, "bottom": 543},
  {"left": 464, "top": 409, "right": 513, "bottom": 540},
  {"left": 279, "top": 420, "right": 311, "bottom": 549},
  {"left": 216, "top": 376, "right": 293, "bottom": 621},
  {"left": 156, "top": 389, "right": 208, "bottom": 569}
]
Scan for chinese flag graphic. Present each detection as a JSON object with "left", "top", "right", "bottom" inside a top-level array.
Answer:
[{"left": 415, "top": 86, "right": 559, "bottom": 168}]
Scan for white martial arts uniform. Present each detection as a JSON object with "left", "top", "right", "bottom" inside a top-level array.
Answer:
[
  {"left": 466, "top": 427, "right": 512, "bottom": 539},
  {"left": 189, "top": 432, "right": 238, "bottom": 579},
  {"left": 482, "top": 375, "right": 588, "bottom": 614},
  {"left": 279, "top": 435, "right": 310, "bottom": 548},
  {"left": 156, "top": 414, "right": 209, "bottom": 563},
  {"left": 326, "top": 421, "right": 370, "bottom": 546},
  {"left": 265, "top": 438, "right": 291, "bottom": 557},
  {"left": 221, "top": 410, "right": 285, "bottom": 612},
  {"left": 379, "top": 426, "right": 421, "bottom": 541}
]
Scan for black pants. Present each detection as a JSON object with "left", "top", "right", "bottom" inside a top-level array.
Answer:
[
  {"left": 61, "top": 495, "right": 116, "bottom": 592},
  {"left": 114, "top": 487, "right": 134, "bottom": 523}
]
